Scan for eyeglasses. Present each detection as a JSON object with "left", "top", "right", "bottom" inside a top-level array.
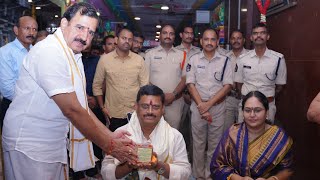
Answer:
[
  {"left": 139, "top": 103, "right": 161, "bottom": 111},
  {"left": 252, "top": 31, "right": 267, "bottom": 36},
  {"left": 20, "top": 26, "right": 38, "bottom": 32},
  {"left": 243, "top": 107, "right": 265, "bottom": 114}
]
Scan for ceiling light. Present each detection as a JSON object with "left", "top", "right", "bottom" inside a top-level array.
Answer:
[
  {"left": 35, "top": 7, "right": 41, "bottom": 10},
  {"left": 28, "top": 0, "right": 32, "bottom": 2},
  {"left": 198, "top": 32, "right": 201, "bottom": 35},
  {"left": 161, "top": 5, "right": 169, "bottom": 10},
  {"left": 155, "top": 35, "right": 160, "bottom": 38},
  {"left": 97, "top": 12, "right": 100, "bottom": 16},
  {"left": 241, "top": 8, "right": 248, "bottom": 12},
  {"left": 156, "top": 25, "right": 161, "bottom": 29},
  {"left": 55, "top": 15, "right": 59, "bottom": 18},
  {"left": 155, "top": 38, "right": 159, "bottom": 41},
  {"left": 134, "top": 17, "right": 141, "bottom": 20},
  {"left": 156, "top": 31, "right": 160, "bottom": 35}
]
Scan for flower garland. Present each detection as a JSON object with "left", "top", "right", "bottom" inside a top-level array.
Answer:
[{"left": 255, "top": 0, "right": 271, "bottom": 23}]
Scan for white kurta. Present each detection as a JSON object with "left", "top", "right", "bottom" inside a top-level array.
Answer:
[{"left": 101, "top": 111, "right": 191, "bottom": 180}]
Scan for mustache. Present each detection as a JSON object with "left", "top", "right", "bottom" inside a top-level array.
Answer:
[
  {"left": 254, "top": 37, "right": 263, "bottom": 41},
  {"left": 143, "top": 113, "right": 156, "bottom": 118},
  {"left": 206, "top": 44, "right": 213, "bottom": 48},
  {"left": 164, "top": 38, "right": 171, "bottom": 40},
  {"left": 232, "top": 42, "right": 240, "bottom": 45},
  {"left": 26, "top": 35, "right": 35, "bottom": 40},
  {"left": 74, "top": 38, "right": 87, "bottom": 45}
]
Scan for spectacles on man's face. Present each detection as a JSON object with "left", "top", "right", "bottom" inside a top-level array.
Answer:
[
  {"left": 138, "top": 103, "right": 161, "bottom": 111},
  {"left": 20, "top": 26, "right": 38, "bottom": 32},
  {"left": 243, "top": 107, "right": 265, "bottom": 114}
]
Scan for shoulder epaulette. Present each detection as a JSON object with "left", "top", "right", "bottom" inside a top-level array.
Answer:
[
  {"left": 189, "top": 51, "right": 201, "bottom": 60},
  {"left": 270, "top": 50, "right": 284, "bottom": 58}
]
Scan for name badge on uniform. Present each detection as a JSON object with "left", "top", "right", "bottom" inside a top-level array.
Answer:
[
  {"left": 186, "top": 63, "right": 191, "bottom": 72},
  {"left": 154, "top": 56, "right": 162, "bottom": 60},
  {"left": 197, "top": 65, "right": 206, "bottom": 73},
  {"left": 197, "top": 65, "right": 205, "bottom": 69},
  {"left": 243, "top": 65, "right": 251, "bottom": 69}
]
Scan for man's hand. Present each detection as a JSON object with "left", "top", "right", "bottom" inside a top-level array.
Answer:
[
  {"left": 164, "top": 93, "right": 175, "bottom": 106},
  {"left": 201, "top": 112, "right": 212, "bottom": 123},
  {"left": 197, "top": 101, "right": 211, "bottom": 114},
  {"left": 240, "top": 177, "right": 254, "bottom": 180},
  {"left": 101, "top": 107, "right": 111, "bottom": 119},
  {"left": 87, "top": 95, "right": 97, "bottom": 109},
  {"left": 137, "top": 152, "right": 158, "bottom": 170},
  {"left": 109, "top": 130, "right": 137, "bottom": 164}
]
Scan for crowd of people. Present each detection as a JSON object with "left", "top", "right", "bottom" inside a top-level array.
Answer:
[{"left": 0, "top": 2, "right": 303, "bottom": 180}]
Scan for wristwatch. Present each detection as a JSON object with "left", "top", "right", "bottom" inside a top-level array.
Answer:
[{"left": 156, "top": 167, "right": 165, "bottom": 175}]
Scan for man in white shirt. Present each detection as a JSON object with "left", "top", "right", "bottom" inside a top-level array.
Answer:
[
  {"left": 101, "top": 85, "right": 191, "bottom": 180},
  {"left": 2, "top": 3, "right": 135, "bottom": 180}
]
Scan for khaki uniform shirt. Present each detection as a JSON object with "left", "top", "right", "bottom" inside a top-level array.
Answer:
[
  {"left": 226, "top": 48, "right": 248, "bottom": 80},
  {"left": 175, "top": 44, "right": 201, "bottom": 60},
  {"left": 93, "top": 50, "right": 149, "bottom": 118},
  {"left": 145, "top": 46, "right": 186, "bottom": 93},
  {"left": 217, "top": 46, "right": 229, "bottom": 56},
  {"left": 138, "top": 52, "right": 145, "bottom": 59},
  {"left": 234, "top": 48, "right": 287, "bottom": 97},
  {"left": 186, "top": 51, "right": 233, "bottom": 101}
]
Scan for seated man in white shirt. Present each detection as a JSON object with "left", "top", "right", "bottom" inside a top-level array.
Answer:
[{"left": 101, "top": 85, "right": 191, "bottom": 180}]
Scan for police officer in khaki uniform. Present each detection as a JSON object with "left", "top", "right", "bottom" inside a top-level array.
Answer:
[
  {"left": 187, "top": 29, "right": 232, "bottom": 179},
  {"left": 176, "top": 25, "right": 201, "bottom": 163},
  {"left": 223, "top": 30, "right": 248, "bottom": 132},
  {"left": 235, "top": 23, "right": 287, "bottom": 124},
  {"left": 176, "top": 26, "right": 201, "bottom": 59},
  {"left": 145, "top": 24, "right": 186, "bottom": 129}
]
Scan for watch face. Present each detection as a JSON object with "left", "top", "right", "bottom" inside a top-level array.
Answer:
[{"left": 157, "top": 167, "right": 165, "bottom": 175}]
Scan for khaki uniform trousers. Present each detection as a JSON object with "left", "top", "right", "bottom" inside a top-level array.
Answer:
[
  {"left": 191, "top": 101, "right": 225, "bottom": 179},
  {"left": 164, "top": 97, "right": 184, "bottom": 129},
  {"left": 223, "top": 96, "right": 240, "bottom": 133},
  {"left": 238, "top": 99, "right": 277, "bottom": 124}
]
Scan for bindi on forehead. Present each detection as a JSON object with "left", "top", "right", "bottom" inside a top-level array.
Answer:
[{"left": 149, "top": 100, "right": 153, "bottom": 106}]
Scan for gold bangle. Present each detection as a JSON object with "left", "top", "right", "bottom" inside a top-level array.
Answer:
[
  {"left": 271, "top": 176, "right": 279, "bottom": 180},
  {"left": 227, "top": 173, "right": 234, "bottom": 180}
]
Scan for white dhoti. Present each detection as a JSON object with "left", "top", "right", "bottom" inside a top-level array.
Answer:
[{"left": 4, "top": 150, "right": 68, "bottom": 180}]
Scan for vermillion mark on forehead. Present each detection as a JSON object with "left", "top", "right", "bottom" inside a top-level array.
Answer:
[{"left": 149, "top": 100, "right": 153, "bottom": 106}]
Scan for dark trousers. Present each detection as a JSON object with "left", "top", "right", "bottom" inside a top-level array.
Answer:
[
  {"left": 0, "top": 97, "right": 12, "bottom": 130},
  {"left": 109, "top": 118, "right": 128, "bottom": 132},
  {"left": 91, "top": 107, "right": 106, "bottom": 160}
]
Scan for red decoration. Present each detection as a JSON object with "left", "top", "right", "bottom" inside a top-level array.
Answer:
[{"left": 255, "top": 0, "right": 271, "bottom": 23}]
